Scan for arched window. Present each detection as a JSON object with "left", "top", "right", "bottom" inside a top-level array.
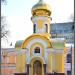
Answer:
[
  {"left": 34, "top": 47, "right": 40, "bottom": 53},
  {"left": 33, "top": 24, "right": 36, "bottom": 33},
  {"left": 45, "top": 24, "right": 48, "bottom": 33}
]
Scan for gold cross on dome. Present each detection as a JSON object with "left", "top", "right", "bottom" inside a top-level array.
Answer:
[{"left": 39, "top": 0, "right": 42, "bottom": 1}]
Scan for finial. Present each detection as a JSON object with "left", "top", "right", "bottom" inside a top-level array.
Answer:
[
  {"left": 39, "top": 0, "right": 44, "bottom": 3},
  {"left": 39, "top": 0, "right": 43, "bottom": 2}
]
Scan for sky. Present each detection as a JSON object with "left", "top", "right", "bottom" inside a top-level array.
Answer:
[{"left": 1, "top": 0, "right": 74, "bottom": 48}]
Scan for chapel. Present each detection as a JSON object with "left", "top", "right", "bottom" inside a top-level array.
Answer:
[{"left": 15, "top": 0, "right": 66, "bottom": 75}]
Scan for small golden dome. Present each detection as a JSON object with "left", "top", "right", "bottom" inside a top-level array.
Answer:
[{"left": 32, "top": 0, "right": 52, "bottom": 16}]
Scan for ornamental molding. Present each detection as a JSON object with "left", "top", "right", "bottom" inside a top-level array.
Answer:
[
  {"left": 46, "top": 48, "right": 64, "bottom": 53},
  {"left": 32, "top": 16, "right": 50, "bottom": 21},
  {"left": 26, "top": 56, "right": 46, "bottom": 64},
  {"left": 1, "top": 48, "right": 27, "bottom": 56}
]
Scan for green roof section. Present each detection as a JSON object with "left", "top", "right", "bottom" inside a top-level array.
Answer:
[
  {"left": 15, "top": 40, "right": 24, "bottom": 48},
  {"left": 51, "top": 38, "right": 65, "bottom": 49},
  {"left": 52, "top": 42, "right": 65, "bottom": 49}
]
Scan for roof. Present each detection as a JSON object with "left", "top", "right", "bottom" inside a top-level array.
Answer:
[
  {"left": 21, "top": 34, "right": 52, "bottom": 48},
  {"left": 15, "top": 40, "right": 23, "bottom": 48},
  {"left": 32, "top": 0, "right": 51, "bottom": 13},
  {"left": 50, "top": 38, "right": 65, "bottom": 49}
]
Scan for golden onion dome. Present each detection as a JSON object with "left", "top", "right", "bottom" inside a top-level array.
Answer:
[{"left": 32, "top": 0, "right": 52, "bottom": 16}]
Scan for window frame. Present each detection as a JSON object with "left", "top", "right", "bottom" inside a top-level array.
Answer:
[
  {"left": 45, "top": 24, "right": 48, "bottom": 33},
  {"left": 34, "top": 47, "right": 40, "bottom": 53},
  {"left": 33, "top": 24, "right": 36, "bottom": 33}
]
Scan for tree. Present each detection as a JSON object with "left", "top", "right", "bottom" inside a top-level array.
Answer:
[
  {"left": 1, "top": 0, "right": 9, "bottom": 41},
  {"left": 1, "top": 16, "right": 9, "bottom": 40},
  {"left": 1, "top": 0, "right": 5, "bottom": 2},
  {"left": 1, "top": 0, "right": 7, "bottom": 4},
  {"left": 69, "top": 14, "right": 74, "bottom": 32},
  {"left": 69, "top": 14, "right": 74, "bottom": 22}
]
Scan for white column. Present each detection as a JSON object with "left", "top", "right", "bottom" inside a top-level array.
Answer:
[
  {"left": 14, "top": 56, "right": 16, "bottom": 64},
  {"left": 6, "top": 56, "right": 9, "bottom": 64}
]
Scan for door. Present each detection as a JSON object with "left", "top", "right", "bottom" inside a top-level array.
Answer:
[{"left": 33, "top": 60, "right": 42, "bottom": 75}]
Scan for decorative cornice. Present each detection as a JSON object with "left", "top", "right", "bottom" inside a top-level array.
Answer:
[
  {"left": 1, "top": 49, "right": 27, "bottom": 56},
  {"left": 46, "top": 48, "right": 64, "bottom": 53}
]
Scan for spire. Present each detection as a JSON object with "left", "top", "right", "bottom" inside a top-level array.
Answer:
[
  {"left": 39, "top": 0, "right": 44, "bottom": 3},
  {"left": 39, "top": 0, "right": 43, "bottom": 2}
]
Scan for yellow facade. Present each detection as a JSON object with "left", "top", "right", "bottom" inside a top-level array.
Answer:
[
  {"left": 16, "top": 54, "right": 26, "bottom": 73},
  {"left": 37, "top": 20, "right": 43, "bottom": 28},
  {"left": 48, "top": 52, "right": 52, "bottom": 73},
  {"left": 55, "top": 53, "right": 64, "bottom": 73}
]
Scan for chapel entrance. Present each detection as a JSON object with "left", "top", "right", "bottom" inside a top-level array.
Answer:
[{"left": 33, "top": 60, "right": 42, "bottom": 75}]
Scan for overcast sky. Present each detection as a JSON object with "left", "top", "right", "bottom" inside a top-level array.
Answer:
[{"left": 1, "top": 0, "right": 74, "bottom": 48}]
